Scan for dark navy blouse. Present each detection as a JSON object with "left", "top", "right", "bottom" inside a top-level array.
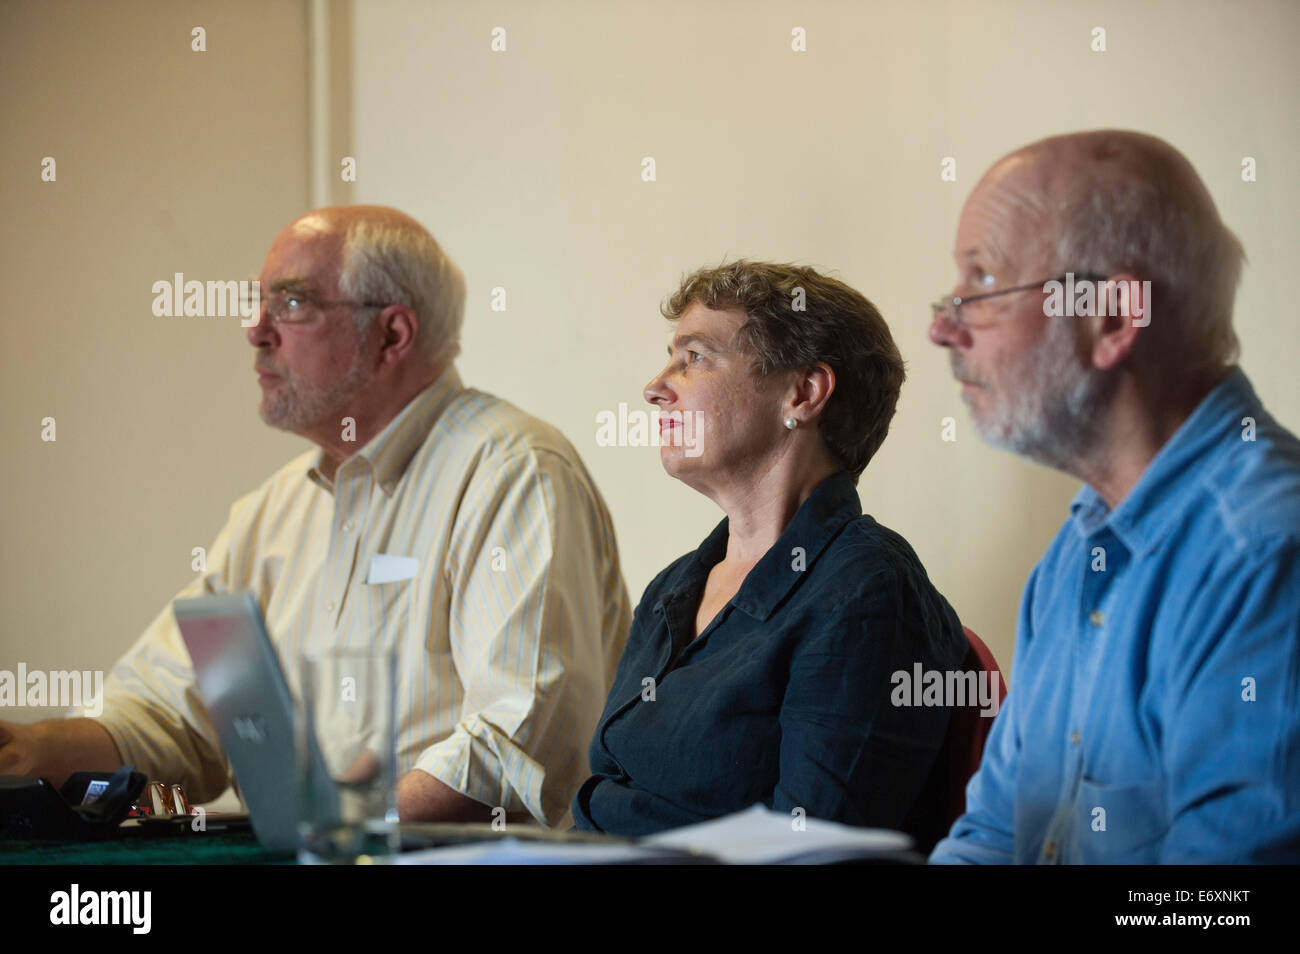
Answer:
[{"left": 572, "top": 469, "right": 968, "bottom": 837}]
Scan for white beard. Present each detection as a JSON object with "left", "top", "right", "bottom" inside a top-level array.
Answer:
[
  {"left": 260, "top": 356, "right": 373, "bottom": 434},
  {"left": 961, "top": 319, "right": 1114, "bottom": 469}
]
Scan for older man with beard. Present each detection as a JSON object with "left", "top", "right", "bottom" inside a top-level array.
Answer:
[
  {"left": 927, "top": 131, "right": 1300, "bottom": 864},
  {"left": 0, "top": 205, "right": 631, "bottom": 827}
]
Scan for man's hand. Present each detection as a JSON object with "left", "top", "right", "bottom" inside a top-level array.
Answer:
[
  {"left": 0, "top": 718, "right": 122, "bottom": 787},
  {"left": 395, "top": 768, "right": 530, "bottom": 824},
  {"left": 0, "top": 720, "right": 41, "bottom": 776}
]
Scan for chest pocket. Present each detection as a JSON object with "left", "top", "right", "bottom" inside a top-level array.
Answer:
[
  {"left": 1073, "top": 775, "right": 1169, "bottom": 863},
  {"left": 348, "top": 578, "right": 413, "bottom": 653}
]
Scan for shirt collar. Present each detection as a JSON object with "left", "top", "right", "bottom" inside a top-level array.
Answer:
[
  {"left": 666, "top": 469, "right": 863, "bottom": 624},
  {"left": 1069, "top": 366, "right": 1257, "bottom": 555},
  {"left": 307, "top": 364, "right": 464, "bottom": 496}
]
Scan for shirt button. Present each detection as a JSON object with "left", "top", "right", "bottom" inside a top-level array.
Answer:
[
  {"left": 1089, "top": 609, "right": 1105, "bottom": 626},
  {"left": 1070, "top": 730, "right": 1080, "bottom": 745},
  {"left": 342, "top": 519, "right": 355, "bottom": 533},
  {"left": 1045, "top": 841, "right": 1057, "bottom": 861},
  {"left": 324, "top": 599, "right": 336, "bottom": 613}
]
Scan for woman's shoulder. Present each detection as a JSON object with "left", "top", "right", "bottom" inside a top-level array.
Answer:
[
  {"left": 824, "top": 513, "right": 932, "bottom": 581},
  {"left": 812, "top": 513, "right": 958, "bottom": 619},
  {"left": 806, "top": 514, "right": 966, "bottom": 662}
]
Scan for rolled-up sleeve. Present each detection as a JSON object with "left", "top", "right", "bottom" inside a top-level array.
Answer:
[{"left": 414, "top": 448, "right": 624, "bottom": 827}]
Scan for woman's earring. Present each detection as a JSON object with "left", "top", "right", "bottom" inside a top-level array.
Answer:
[{"left": 784, "top": 417, "right": 798, "bottom": 430}]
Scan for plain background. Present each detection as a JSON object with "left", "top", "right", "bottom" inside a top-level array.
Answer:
[{"left": 3, "top": 0, "right": 1297, "bottom": 723}]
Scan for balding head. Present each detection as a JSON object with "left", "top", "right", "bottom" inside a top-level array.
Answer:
[
  {"left": 287, "top": 204, "right": 431, "bottom": 241},
  {"left": 277, "top": 205, "right": 466, "bottom": 369},
  {"left": 973, "top": 130, "right": 1244, "bottom": 377},
  {"left": 982, "top": 131, "right": 1218, "bottom": 213}
]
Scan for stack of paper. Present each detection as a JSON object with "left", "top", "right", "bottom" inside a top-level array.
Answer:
[{"left": 395, "top": 805, "right": 916, "bottom": 865}]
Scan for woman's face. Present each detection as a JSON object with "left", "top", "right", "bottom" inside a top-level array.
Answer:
[{"left": 644, "top": 302, "right": 792, "bottom": 495}]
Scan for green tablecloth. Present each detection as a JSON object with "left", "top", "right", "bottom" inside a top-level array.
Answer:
[{"left": 0, "top": 830, "right": 291, "bottom": 864}]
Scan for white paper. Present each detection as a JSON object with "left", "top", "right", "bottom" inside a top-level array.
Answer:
[
  {"left": 366, "top": 554, "right": 419, "bottom": 584},
  {"left": 394, "top": 806, "right": 916, "bottom": 865},
  {"left": 644, "top": 804, "right": 914, "bottom": 864}
]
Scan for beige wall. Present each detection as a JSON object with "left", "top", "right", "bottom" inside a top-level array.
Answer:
[
  {"left": 0, "top": 0, "right": 311, "bottom": 720},
  {"left": 3, "top": 0, "right": 1297, "bottom": 722},
  {"left": 344, "top": 0, "right": 1300, "bottom": 672}
]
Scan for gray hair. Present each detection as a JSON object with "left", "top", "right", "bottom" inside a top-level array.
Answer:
[
  {"left": 1048, "top": 139, "right": 1245, "bottom": 377},
  {"left": 337, "top": 217, "right": 466, "bottom": 367}
]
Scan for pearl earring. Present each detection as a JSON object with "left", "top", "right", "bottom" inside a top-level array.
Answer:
[{"left": 784, "top": 417, "right": 798, "bottom": 430}]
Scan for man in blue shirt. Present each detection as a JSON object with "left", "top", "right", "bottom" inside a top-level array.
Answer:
[{"left": 927, "top": 130, "right": 1300, "bottom": 864}]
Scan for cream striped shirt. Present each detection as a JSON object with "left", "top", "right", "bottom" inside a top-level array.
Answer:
[{"left": 83, "top": 366, "right": 631, "bottom": 826}]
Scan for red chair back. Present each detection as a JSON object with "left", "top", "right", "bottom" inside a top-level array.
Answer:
[
  {"left": 902, "top": 625, "right": 1007, "bottom": 852},
  {"left": 947, "top": 626, "right": 1006, "bottom": 823}
]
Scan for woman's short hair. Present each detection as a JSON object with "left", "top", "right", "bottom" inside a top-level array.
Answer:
[{"left": 662, "top": 261, "right": 905, "bottom": 480}]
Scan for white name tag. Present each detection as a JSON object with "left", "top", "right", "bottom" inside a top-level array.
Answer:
[{"left": 366, "top": 554, "right": 419, "bottom": 584}]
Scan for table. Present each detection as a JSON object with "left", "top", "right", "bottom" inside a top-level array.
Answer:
[{"left": 0, "top": 830, "right": 290, "bottom": 864}]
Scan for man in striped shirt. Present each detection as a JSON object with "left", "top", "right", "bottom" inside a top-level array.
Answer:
[{"left": 0, "top": 206, "right": 631, "bottom": 826}]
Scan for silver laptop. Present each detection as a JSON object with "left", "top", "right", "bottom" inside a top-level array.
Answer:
[
  {"left": 173, "top": 594, "right": 665, "bottom": 859},
  {"left": 173, "top": 592, "right": 337, "bottom": 851}
]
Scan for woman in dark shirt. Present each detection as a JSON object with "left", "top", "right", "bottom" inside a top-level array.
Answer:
[{"left": 571, "top": 261, "right": 968, "bottom": 838}]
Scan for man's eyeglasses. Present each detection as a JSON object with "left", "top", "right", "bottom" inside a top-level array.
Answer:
[
  {"left": 931, "top": 273, "right": 1107, "bottom": 331},
  {"left": 243, "top": 289, "right": 390, "bottom": 326}
]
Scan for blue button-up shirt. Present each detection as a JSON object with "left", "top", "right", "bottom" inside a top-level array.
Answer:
[
  {"left": 572, "top": 470, "right": 968, "bottom": 837},
  {"left": 932, "top": 367, "right": 1300, "bottom": 864}
]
